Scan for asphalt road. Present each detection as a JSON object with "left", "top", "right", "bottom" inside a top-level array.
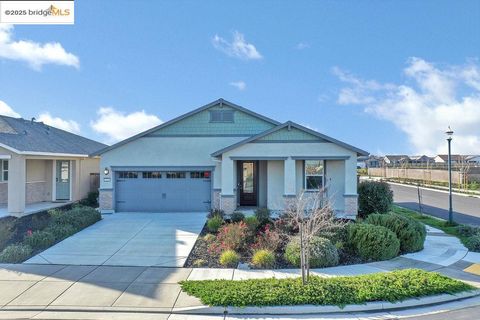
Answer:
[
  {"left": 390, "top": 183, "right": 480, "bottom": 225},
  {"left": 407, "top": 305, "right": 480, "bottom": 320}
]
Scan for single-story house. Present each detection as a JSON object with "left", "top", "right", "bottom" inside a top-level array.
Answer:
[
  {"left": 466, "top": 155, "right": 480, "bottom": 164},
  {"left": 93, "top": 99, "right": 368, "bottom": 218},
  {"left": 0, "top": 115, "right": 106, "bottom": 217},
  {"left": 383, "top": 155, "right": 410, "bottom": 166},
  {"left": 434, "top": 154, "right": 463, "bottom": 164},
  {"left": 410, "top": 155, "right": 434, "bottom": 164}
]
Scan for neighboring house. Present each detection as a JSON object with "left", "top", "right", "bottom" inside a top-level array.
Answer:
[
  {"left": 383, "top": 155, "right": 410, "bottom": 166},
  {"left": 410, "top": 155, "right": 434, "bottom": 164},
  {"left": 93, "top": 99, "right": 368, "bottom": 218},
  {"left": 434, "top": 154, "right": 462, "bottom": 164},
  {"left": 0, "top": 116, "right": 106, "bottom": 217},
  {"left": 363, "top": 155, "right": 383, "bottom": 168},
  {"left": 465, "top": 155, "right": 480, "bottom": 164}
]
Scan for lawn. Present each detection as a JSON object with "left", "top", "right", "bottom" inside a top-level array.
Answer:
[{"left": 180, "top": 269, "right": 473, "bottom": 307}]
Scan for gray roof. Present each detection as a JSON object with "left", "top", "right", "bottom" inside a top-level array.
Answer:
[{"left": 0, "top": 115, "right": 107, "bottom": 155}]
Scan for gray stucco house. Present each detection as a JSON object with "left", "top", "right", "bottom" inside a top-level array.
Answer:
[
  {"left": 93, "top": 99, "right": 368, "bottom": 218},
  {"left": 0, "top": 115, "right": 106, "bottom": 217}
]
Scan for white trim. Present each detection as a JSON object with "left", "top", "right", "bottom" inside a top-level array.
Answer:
[
  {"left": 69, "top": 160, "right": 72, "bottom": 201},
  {"left": 26, "top": 180, "right": 46, "bottom": 184},
  {"left": 51, "top": 160, "right": 56, "bottom": 202},
  {"left": 304, "top": 159, "right": 325, "bottom": 191},
  {"left": 0, "top": 155, "right": 11, "bottom": 160},
  {"left": 0, "top": 142, "right": 88, "bottom": 157}
]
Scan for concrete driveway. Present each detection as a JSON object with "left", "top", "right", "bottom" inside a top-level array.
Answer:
[{"left": 24, "top": 212, "right": 207, "bottom": 267}]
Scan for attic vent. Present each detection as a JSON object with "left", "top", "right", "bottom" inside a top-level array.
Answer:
[{"left": 210, "top": 110, "right": 234, "bottom": 123}]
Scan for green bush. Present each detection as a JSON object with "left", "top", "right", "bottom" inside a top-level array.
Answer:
[
  {"left": 255, "top": 208, "right": 271, "bottom": 224},
  {"left": 244, "top": 216, "right": 260, "bottom": 233},
  {"left": 192, "top": 259, "right": 207, "bottom": 267},
  {"left": 0, "top": 220, "right": 14, "bottom": 250},
  {"left": 45, "top": 224, "right": 76, "bottom": 240},
  {"left": 230, "top": 211, "right": 245, "bottom": 223},
  {"left": 358, "top": 181, "right": 393, "bottom": 217},
  {"left": 180, "top": 269, "right": 473, "bottom": 307},
  {"left": 365, "top": 213, "right": 426, "bottom": 253},
  {"left": 251, "top": 249, "right": 275, "bottom": 269},
  {"left": 208, "top": 209, "right": 225, "bottom": 219},
  {"left": 49, "top": 206, "right": 100, "bottom": 230},
  {"left": 347, "top": 223, "right": 400, "bottom": 261},
  {"left": 23, "top": 231, "right": 55, "bottom": 250},
  {"left": 30, "top": 214, "right": 50, "bottom": 231},
  {"left": 455, "top": 225, "right": 480, "bottom": 237},
  {"left": 207, "top": 215, "right": 223, "bottom": 233},
  {"left": 0, "top": 244, "right": 33, "bottom": 263},
  {"left": 465, "top": 235, "right": 480, "bottom": 252},
  {"left": 284, "top": 236, "right": 339, "bottom": 268},
  {"left": 219, "top": 250, "right": 240, "bottom": 267},
  {"left": 80, "top": 191, "right": 99, "bottom": 207}
]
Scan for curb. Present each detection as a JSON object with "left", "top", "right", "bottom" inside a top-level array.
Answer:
[{"left": 172, "top": 290, "right": 480, "bottom": 315}]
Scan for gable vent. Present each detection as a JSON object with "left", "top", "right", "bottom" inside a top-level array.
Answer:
[{"left": 210, "top": 110, "right": 234, "bottom": 123}]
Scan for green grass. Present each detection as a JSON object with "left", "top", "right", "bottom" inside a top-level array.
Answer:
[
  {"left": 179, "top": 269, "right": 473, "bottom": 307},
  {"left": 391, "top": 206, "right": 470, "bottom": 244}
]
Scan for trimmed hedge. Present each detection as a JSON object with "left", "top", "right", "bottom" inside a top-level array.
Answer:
[
  {"left": 365, "top": 213, "right": 426, "bottom": 253},
  {"left": 23, "top": 231, "right": 55, "bottom": 250},
  {"left": 358, "top": 181, "right": 393, "bottom": 217},
  {"left": 0, "top": 244, "right": 33, "bottom": 263},
  {"left": 180, "top": 269, "right": 473, "bottom": 307},
  {"left": 284, "top": 236, "right": 339, "bottom": 268},
  {"left": 347, "top": 223, "right": 400, "bottom": 261}
]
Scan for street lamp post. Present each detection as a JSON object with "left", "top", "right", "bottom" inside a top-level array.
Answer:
[{"left": 446, "top": 126, "right": 454, "bottom": 224}]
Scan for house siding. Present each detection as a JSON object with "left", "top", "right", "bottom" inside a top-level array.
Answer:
[{"left": 258, "top": 127, "right": 322, "bottom": 141}]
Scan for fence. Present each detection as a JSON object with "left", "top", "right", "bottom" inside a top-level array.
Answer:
[{"left": 368, "top": 167, "right": 480, "bottom": 184}]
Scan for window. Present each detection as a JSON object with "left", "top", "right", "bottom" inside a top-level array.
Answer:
[
  {"left": 0, "top": 160, "right": 7, "bottom": 182},
  {"left": 209, "top": 110, "right": 234, "bottom": 123},
  {"left": 118, "top": 171, "right": 138, "bottom": 179},
  {"left": 142, "top": 172, "right": 161, "bottom": 179},
  {"left": 190, "top": 171, "right": 210, "bottom": 179},
  {"left": 304, "top": 160, "right": 324, "bottom": 190},
  {"left": 166, "top": 172, "right": 186, "bottom": 179}
]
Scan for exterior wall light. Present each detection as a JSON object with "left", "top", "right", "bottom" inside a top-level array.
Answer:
[{"left": 104, "top": 167, "right": 110, "bottom": 176}]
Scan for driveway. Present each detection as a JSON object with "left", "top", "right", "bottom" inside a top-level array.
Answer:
[{"left": 24, "top": 212, "right": 207, "bottom": 267}]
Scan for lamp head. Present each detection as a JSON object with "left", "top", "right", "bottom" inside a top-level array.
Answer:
[{"left": 445, "top": 126, "right": 454, "bottom": 137}]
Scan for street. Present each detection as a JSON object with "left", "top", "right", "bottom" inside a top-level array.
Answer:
[{"left": 390, "top": 183, "right": 480, "bottom": 225}]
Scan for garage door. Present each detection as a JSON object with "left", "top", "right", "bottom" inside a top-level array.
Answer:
[{"left": 115, "top": 170, "right": 212, "bottom": 212}]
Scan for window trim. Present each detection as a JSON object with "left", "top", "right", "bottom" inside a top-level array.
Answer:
[
  {"left": 304, "top": 160, "right": 324, "bottom": 191},
  {"left": 0, "top": 160, "right": 8, "bottom": 182}
]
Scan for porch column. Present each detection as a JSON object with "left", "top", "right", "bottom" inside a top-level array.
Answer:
[
  {"left": 220, "top": 157, "right": 236, "bottom": 214},
  {"left": 284, "top": 157, "right": 296, "bottom": 196},
  {"left": 344, "top": 156, "right": 358, "bottom": 218},
  {"left": 8, "top": 154, "right": 26, "bottom": 216}
]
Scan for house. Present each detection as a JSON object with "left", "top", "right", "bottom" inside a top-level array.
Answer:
[
  {"left": 363, "top": 155, "right": 383, "bottom": 168},
  {"left": 383, "top": 155, "right": 410, "bottom": 166},
  {"left": 465, "top": 155, "right": 480, "bottom": 164},
  {"left": 410, "top": 155, "right": 434, "bottom": 164},
  {"left": 434, "top": 154, "right": 462, "bottom": 164},
  {"left": 93, "top": 99, "right": 368, "bottom": 218},
  {"left": 0, "top": 116, "right": 106, "bottom": 217}
]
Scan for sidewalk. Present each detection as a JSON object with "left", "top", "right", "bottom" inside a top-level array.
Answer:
[{"left": 0, "top": 227, "right": 479, "bottom": 319}]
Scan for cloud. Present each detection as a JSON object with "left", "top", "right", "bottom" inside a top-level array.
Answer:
[
  {"left": 0, "top": 24, "right": 79, "bottom": 70},
  {"left": 229, "top": 80, "right": 246, "bottom": 91},
  {"left": 37, "top": 112, "right": 80, "bottom": 134},
  {"left": 334, "top": 58, "right": 480, "bottom": 155},
  {"left": 212, "top": 31, "right": 263, "bottom": 60},
  {"left": 0, "top": 100, "right": 21, "bottom": 117},
  {"left": 90, "top": 107, "right": 162, "bottom": 143},
  {"left": 295, "top": 42, "right": 310, "bottom": 50}
]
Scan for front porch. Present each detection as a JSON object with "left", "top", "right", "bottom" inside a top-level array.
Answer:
[{"left": 0, "top": 201, "right": 73, "bottom": 219}]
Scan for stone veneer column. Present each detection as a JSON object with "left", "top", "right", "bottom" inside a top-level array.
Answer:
[
  {"left": 212, "top": 189, "right": 221, "bottom": 210},
  {"left": 344, "top": 195, "right": 358, "bottom": 219},
  {"left": 220, "top": 195, "right": 236, "bottom": 214},
  {"left": 99, "top": 189, "right": 113, "bottom": 212}
]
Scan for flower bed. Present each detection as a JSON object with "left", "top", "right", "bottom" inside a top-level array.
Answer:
[{"left": 180, "top": 269, "right": 473, "bottom": 307}]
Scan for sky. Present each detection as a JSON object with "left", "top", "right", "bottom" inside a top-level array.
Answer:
[{"left": 0, "top": 0, "right": 479, "bottom": 155}]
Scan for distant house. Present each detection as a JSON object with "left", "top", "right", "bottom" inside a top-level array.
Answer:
[
  {"left": 410, "top": 155, "right": 434, "bottom": 164},
  {"left": 465, "top": 155, "right": 480, "bottom": 164},
  {"left": 434, "top": 154, "right": 463, "bottom": 164},
  {"left": 383, "top": 155, "right": 410, "bottom": 166},
  {"left": 0, "top": 116, "right": 106, "bottom": 217},
  {"left": 363, "top": 155, "right": 383, "bottom": 168}
]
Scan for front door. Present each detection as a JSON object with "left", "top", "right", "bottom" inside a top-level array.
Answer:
[
  {"left": 238, "top": 161, "right": 257, "bottom": 206},
  {"left": 56, "top": 160, "right": 70, "bottom": 200}
]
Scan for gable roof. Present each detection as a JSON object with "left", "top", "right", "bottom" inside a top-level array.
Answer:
[
  {"left": 0, "top": 115, "right": 107, "bottom": 156},
  {"left": 211, "top": 121, "right": 369, "bottom": 157},
  {"left": 91, "top": 98, "right": 281, "bottom": 156}
]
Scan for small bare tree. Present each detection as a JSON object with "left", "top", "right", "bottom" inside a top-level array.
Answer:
[{"left": 283, "top": 189, "right": 345, "bottom": 285}]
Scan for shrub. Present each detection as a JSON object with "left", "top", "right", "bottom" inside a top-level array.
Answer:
[
  {"left": 80, "top": 190, "right": 99, "bottom": 207},
  {"left": 30, "top": 214, "right": 50, "bottom": 231},
  {"left": 358, "top": 181, "right": 393, "bottom": 217},
  {"left": 203, "top": 233, "right": 216, "bottom": 243},
  {"left": 0, "top": 220, "right": 14, "bottom": 250},
  {"left": 464, "top": 235, "right": 480, "bottom": 252},
  {"left": 23, "top": 231, "right": 55, "bottom": 250},
  {"left": 455, "top": 225, "right": 480, "bottom": 237},
  {"left": 252, "top": 224, "right": 282, "bottom": 252},
  {"left": 208, "top": 209, "right": 225, "bottom": 219},
  {"left": 0, "top": 244, "right": 33, "bottom": 263},
  {"left": 347, "top": 223, "right": 400, "bottom": 261},
  {"left": 192, "top": 259, "right": 207, "bottom": 267},
  {"left": 230, "top": 211, "right": 245, "bottom": 223},
  {"left": 244, "top": 216, "right": 260, "bottom": 233},
  {"left": 45, "top": 224, "right": 76, "bottom": 240},
  {"left": 255, "top": 208, "right": 271, "bottom": 224},
  {"left": 284, "top": 236, "right": 339, "bottom": 268},
  {"left": 207, "top": 215, "right": 223, "bottom": 233},
  {"left": 210, "top": 222, "right": 248, "bottom": 254},
  {"left": 274, "top": 214, "right": 298, "bottom": 235},
  {"left": 365, "top": 213, "right": 426, "bottom": 253},
  {"left": 49, "top": 206, "right": 100, "bottom": 230},
  {"left": 179, "top": 269, "right": 473, "bottom": 307},
  {"left": 219, "top": 250, "right": 240, "bottom": 267},
  {"left": 251, "top": 249, "right": 275, "bottom": 268}
]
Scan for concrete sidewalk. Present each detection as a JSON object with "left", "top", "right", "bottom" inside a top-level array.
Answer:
[{"left": 0, "top": 226, "right": 479, "bottom": 319}]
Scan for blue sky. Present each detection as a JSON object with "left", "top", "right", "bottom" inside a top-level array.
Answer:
[{"left": 0, "top": 0, "right": 479, "bottom": 155}]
